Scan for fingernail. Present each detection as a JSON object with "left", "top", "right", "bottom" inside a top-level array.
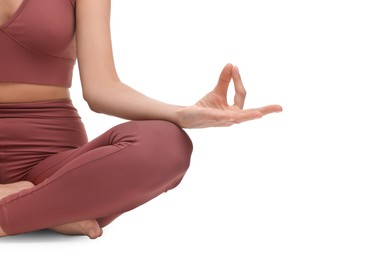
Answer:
[{"left": 234, "top": 66, "right": 239, "bottom": 74}]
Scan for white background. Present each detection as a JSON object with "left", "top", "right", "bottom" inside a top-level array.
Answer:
[{"left": 2, "top": 0, "right": 390, "bottom": 259}]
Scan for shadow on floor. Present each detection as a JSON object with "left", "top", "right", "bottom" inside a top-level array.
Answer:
[{"left": 0, "top": 229, "right": 86, "bottom": 243}]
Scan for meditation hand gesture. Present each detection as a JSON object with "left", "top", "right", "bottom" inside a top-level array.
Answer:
[{"left": 177, "top": 63, "right": 283, "bottom": 128}]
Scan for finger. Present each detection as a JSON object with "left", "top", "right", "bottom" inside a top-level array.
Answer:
[
  {"left": 213, "top": 63, "right": 233, "bottom": 98},
  {"left": 232, "top": 66, "right": 246, "bottom": 109},
  {"left": 196, "top": 104, "right": 282, "bottom": 128},
  {"left": 227, "top": 105, "right": 283, "bottom": 124},
  {"left": 256, "top": 104, "right": 283, "bottom": 116}
]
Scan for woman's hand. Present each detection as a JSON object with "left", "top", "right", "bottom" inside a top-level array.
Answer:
[{"left": 177, "top": 64, "right": 283, "bottom": 128}]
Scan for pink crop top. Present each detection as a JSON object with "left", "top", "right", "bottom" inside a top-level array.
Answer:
[{"left": 0, "top": 0, "right": 77, "bottom": 88}]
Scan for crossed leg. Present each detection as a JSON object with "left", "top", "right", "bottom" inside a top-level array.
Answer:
[
  {"left": 0, "top": 120, "right": 192, "bottom": 239},
  {"left": 0, "top": 181, "right": 102, "bottom": 238}
]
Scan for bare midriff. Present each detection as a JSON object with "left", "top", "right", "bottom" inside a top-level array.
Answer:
[{"left": 0, "top": 82, "right": 70, "bottom": 103}]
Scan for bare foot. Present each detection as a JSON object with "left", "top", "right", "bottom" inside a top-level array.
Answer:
[
  {"left": 0, "top": 181, "right": 35, "bottom": 201},
  {"left": 50, "top": 219, "right": 103, "bottom": 239}
]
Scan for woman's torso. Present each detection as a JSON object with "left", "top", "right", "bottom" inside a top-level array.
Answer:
[{"left": 0, "top": 0, "right": 75, "bottom": 103}]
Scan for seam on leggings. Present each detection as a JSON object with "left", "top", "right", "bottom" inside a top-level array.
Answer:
[
  {"left": 0, "top": 126, "right": 139, "bottom": 207},
  {"left": 23, "top": 149, "right": 78, "bottom": 182},
  {"left": 24, "top": 121, "right": 140, "bottom": 182}
]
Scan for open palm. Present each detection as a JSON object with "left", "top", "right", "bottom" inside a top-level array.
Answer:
[{"left": 177, "top": 64, "right": 282, "bottom": 128}]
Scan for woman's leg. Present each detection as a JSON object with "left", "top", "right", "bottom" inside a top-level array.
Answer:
[
  {"left": 0, "top": 120, "right": 193, "bottom": 236},
  {"left": 0, "top": 182, "right": 102, "bottom": 239}
]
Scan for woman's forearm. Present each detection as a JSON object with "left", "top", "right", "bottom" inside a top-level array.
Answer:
[{"left": 83, "top": 80, "right": 184, "bottom": 125}]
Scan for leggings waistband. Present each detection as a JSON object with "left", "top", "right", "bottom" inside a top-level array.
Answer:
[{"left": 0, "top": 99, "right": 81, "bottom": 118}]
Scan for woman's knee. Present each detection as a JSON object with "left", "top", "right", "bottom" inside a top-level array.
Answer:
[
  {"left": 112, "top": 120, "right": 193, "bottom": 171},
  {"left": 138, "top": 121, "right": 193, "bottom": 185},
  {"left": 153, "top": 120, "right": 193, "bottom": 154},
  {"left": 149, "top": 121, "right": 193, "bottom": 190},
  {"left": 141, "top": 120, "right": 193, "bottom": 169}
]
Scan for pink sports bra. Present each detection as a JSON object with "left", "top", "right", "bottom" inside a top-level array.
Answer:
[{"left": 0, "top": 0, "right": 77, "bottom": 88}]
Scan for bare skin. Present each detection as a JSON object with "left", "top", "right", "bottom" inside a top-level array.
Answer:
[
  {"left": 49, "top": 220, "right": 103, "bottom": 239},
  {"left": 0, "top": 83, "right": 70, "bottom": 103},
  {"left": 0, "top": 181, "right": 102, "bottom": 239}
]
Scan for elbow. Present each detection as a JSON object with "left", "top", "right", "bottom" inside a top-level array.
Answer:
[
  {"left": 81, "top": 79, "right": 123, "bottom": 115},
  {"left": 82, "top": 90, "right": 102, "bottom": 113}
]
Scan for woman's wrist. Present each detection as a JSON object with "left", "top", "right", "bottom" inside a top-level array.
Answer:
[{"left": 168, "top": 105, "right": 187, "bottom": 128}]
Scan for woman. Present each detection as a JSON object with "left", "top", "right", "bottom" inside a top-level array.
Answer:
[{"left": 0, "top": 0, "right": 282, "bottom": 239}]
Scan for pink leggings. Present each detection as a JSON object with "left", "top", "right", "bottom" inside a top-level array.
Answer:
[{"left": 0, "top": 99, "right": 192, "bottom": 235}]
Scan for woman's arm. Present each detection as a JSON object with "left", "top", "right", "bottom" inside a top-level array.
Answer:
[
  {"left": 76, "top": 0, "right": 182, "bottom": 124},
  {"left": 76, "top": 0, "right": 282, "bottom": 128}
]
